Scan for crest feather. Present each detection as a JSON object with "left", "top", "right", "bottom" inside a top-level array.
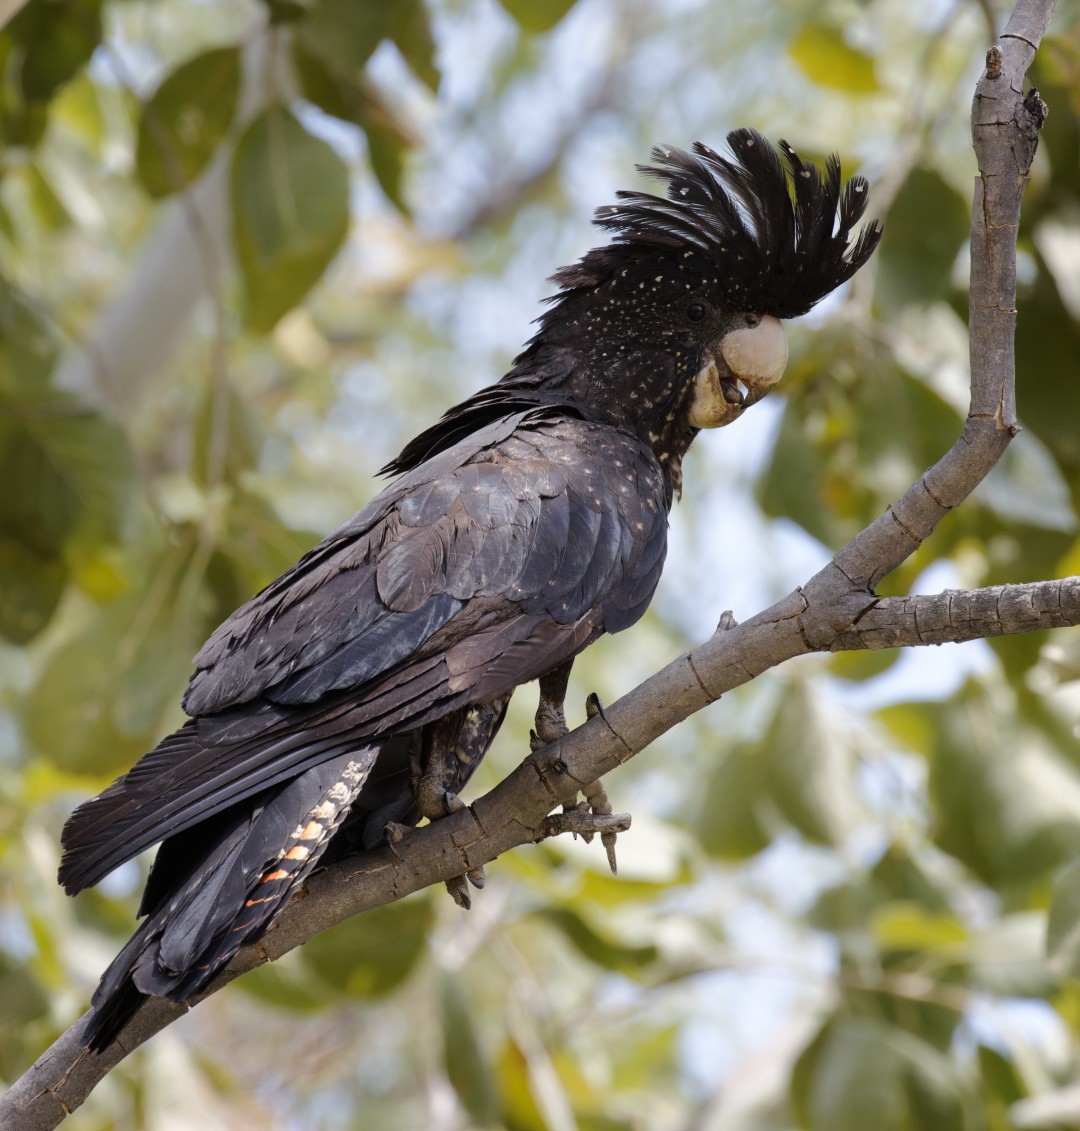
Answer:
[{"left": 552, "top": 129, "right": 882, "bottom": 318}]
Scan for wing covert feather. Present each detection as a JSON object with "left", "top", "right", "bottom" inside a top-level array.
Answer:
[{"left": 184, "top": 413, "right": 669, "bottom": 745}]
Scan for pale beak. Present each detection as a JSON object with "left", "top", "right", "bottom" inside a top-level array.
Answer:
[{"left": 687, "top": 316, "right": 788, "bottom": 429}]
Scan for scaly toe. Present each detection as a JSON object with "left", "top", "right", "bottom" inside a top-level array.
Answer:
[{"left": 445, "top": 874, "right": 472, "bottom": 910}]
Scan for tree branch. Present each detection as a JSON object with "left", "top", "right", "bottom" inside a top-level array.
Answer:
[{"left": 0, "top": 1, "right": 1060, "bottom": 1125}]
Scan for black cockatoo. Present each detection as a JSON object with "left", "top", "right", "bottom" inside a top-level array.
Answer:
[{"left": 60, "top": 130, "right": 881, "bottom": 1049}]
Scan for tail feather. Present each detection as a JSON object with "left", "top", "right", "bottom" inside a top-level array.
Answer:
[
  {"left": 83, "top": 745, "right": 379, "bottom": 1051},
  {"left": 59, "top": 651, "right": 463, "bottom": 898}
]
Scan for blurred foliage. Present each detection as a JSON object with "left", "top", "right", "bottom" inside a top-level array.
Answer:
[{"left": 4, "top": 0, "right": 1080, "bottom": 1129}]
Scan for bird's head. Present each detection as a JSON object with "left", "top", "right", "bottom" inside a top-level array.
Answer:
[{"left": 522, "top": 129, "right": 882, "bottom": 464}]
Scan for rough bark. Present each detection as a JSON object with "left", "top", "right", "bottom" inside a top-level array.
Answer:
[{"left": 0, "top": 1, "right": 1060, "bottom": 1125}]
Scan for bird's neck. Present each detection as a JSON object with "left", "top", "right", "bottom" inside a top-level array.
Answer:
[{"left": 500, "top": 342, "right": 698, "bottom": 502}]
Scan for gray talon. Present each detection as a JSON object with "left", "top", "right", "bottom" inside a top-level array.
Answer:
[
  {"left": 383, "top": 821, "right": 409, "bottom": 845},
  {"left": 445, "top": 874, "right": 472, "bottom": 910},
  {"left": 466, "top": 866, "right": 485, "bottom": 889},
  {"left": 583, "top": 778, "right": 619, "bottom": 874}
]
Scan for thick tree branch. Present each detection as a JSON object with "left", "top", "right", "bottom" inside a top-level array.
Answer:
[{"left": 0, "top": 1, "right": 1060, "bottom": 1125}]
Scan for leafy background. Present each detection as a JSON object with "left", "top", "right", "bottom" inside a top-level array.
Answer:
[{"left": 3, "top": 0, "right": 1080, "bottom": 1128}]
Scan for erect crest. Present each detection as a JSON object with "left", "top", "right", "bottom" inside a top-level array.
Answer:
[{"left": 550, "top": 128, "right": 883, "bottom": 319}]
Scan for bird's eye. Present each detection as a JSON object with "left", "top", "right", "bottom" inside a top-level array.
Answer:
[
  {"left": 687, "top": 301, "right": 708, "bottom": 322},
  {"left": 745, "top": 313, "right": 762, "bottom": 328}
]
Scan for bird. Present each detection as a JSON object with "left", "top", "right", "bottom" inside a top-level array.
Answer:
[{"left": 58, "top": 129, "right": 882, "bottom": 1051}]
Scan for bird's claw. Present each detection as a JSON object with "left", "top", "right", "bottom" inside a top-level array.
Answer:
[
  {"left": 382, "top": 821, "right": 411, "bottom": 861},
  {"left": 417, "top": 775, "right": 465, "bottom": 821},
  {"left": 445, "top": 874, "right": 472, "bottom": 910},
  {"left": 543, "top": 795, "right": 629, "bottom": 874},
  {"left": 532, "top": 677, "right": 623, "bottom": 871},
  {"left": 532, "top": 707, "right": 568, "bottom": 749},
  {"left": 543, "top": 775, "right": 626, "bottom": 874},
  {"left": 415, "top": 778, "right": 480, "bottom": 908},
  {"left": 582, "top": 778, "right": 620, "bottom": 874},
  {"left": 443, "top": 863, "right": 485, "bottom": 909}
]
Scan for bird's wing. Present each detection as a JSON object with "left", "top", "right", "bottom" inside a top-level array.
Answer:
[
  {"left": 60, "top": 414, "right": 668, "bottom": 892},
  {"left": 184, "top": 413, "right": 668, "bottom": 721},
  {"left": 182, "top": 411, "right": 536, "bottom": 717}
]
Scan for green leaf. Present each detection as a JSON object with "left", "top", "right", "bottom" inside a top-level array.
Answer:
[
  {"left": 364, "top": 115, "right": 411, "bottom": 213},
  {"left": 389, "top": 0, "right": 440, "bottom": 90},
  {"left": 300, "top": 893, "right": 434, "bottom": 997},
  {"left": 759, "top": 678, "right": 857, "bottom": 846},
  {"left": 293, "top": 44, "right": 415, "bottom": 212},
  {"left": 295, "top": 0, "right": 395, "bottom": 77},
  {"left": 0, "top": 279, "right": 60, "bottom": 394},
  {"left": 238, "top": 957, "right": 332, "bottom": 1012},
  {"left": 498, "top": 1038, "right": 548, "bottom": 1131},
  {"left": 928, "top": 685, "right": 1080, "bottom": 887},
  {"left": 871, "top": 903, "right": 968, "bottom": 952},
  {"left": 892, "top": 1027, "right": 981, "bottom": 1130},
  {"left": 261, "top": 0, "right": 307, "bottom": 24},
  {"left": 442, "top": 973, "right": 498, "bottom": 1127},
  {"left": 792, "top": 1017, "right": 979, "bottom": 1131},
  {"left": 828, "top": 646, "right": 898, "bottom": 682},
  {"left": 7, "top": 0, "right": 102, "bottom": 102},
  {"left": 535, "top": 907, "right": 659, "bottom": 975},
  {"left": 22, "top": 543, "right": 203, "bottom": 774},
  {"left": 1015, "top": 251, "right": 1080, "bottom": 479},
  {"left": 20, "top": 162, "right": 71, "bottom": 230},
  {"left": 498, "top": 0, "right": 579, "bottom": 35},
  {"left": 875, "top": 167, "right": 969, "bottom": 308},
  {"left": 968, "top": 913, "right": 1058, "bottom": 998},
  {"left": 0, "top": 286, "right": 131, "bottom": 611},
  {"left": 870, "top": 846, "right": 950, "bottom": 913},
  {"left": 0, "top": 966, "right": 49, "bottom": 1026},
  {"left": 135, "top": 47, "right": 240, "bottom": 199},
  {"left": 977, "top": 1045, "right": 1025, "bottom": 1107},
  {"left": 789, "top": 23, "right": 880, "bottom": 94},
  {"left": 756, "top": 398, "right": 836, "bottom": 545},
  {"left": 0, "top": 538, "right": 66, "bottom": 644},
  {"left": 791, "top": 1017, "right": 906, "bottom": 1131},
  {"left": 0, "top": 399, "right": 134, "bottom": 556},
  {"left": 203, "top": 489, "right": 322, "bottom": 622},
  {"left": 696, "top": 740, "right": 771, "bottom": 860},
  {"left": 53, "top": 70, "right": 106, "bottom": 153},
  {"left": 230, "top": 106, "right": 350, "bottom": 332},
  {"left": 807, "top": 879, "right": 879, "bottom": 934},
  {"left": 0, "top": 411, "right": 81, "bottom": 554},
  {"left": 1048, "top": 861, "right": 1080, "bottom": 977},
  {"left": 191, "top": 382, "right": 261, "bottom": 488}
]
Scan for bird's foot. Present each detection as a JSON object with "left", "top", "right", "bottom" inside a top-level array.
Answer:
[
  {"left": 542, "top": 782, "right": 629, "bottom": 874},
  {"left": 444, "top": 868, "right": 485, "bottom": 910},
  {"left": 532, "top": 690, "right": 625, "bottom": 872},
  {"left": 531, "top": 700, "right": 569, "bottom": 751},
  {"left": 579, "top": 693, "right": 620, "bottom": 872},
  {"left": 415, "top": 773, "right": 486, "bottom": 907}
]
